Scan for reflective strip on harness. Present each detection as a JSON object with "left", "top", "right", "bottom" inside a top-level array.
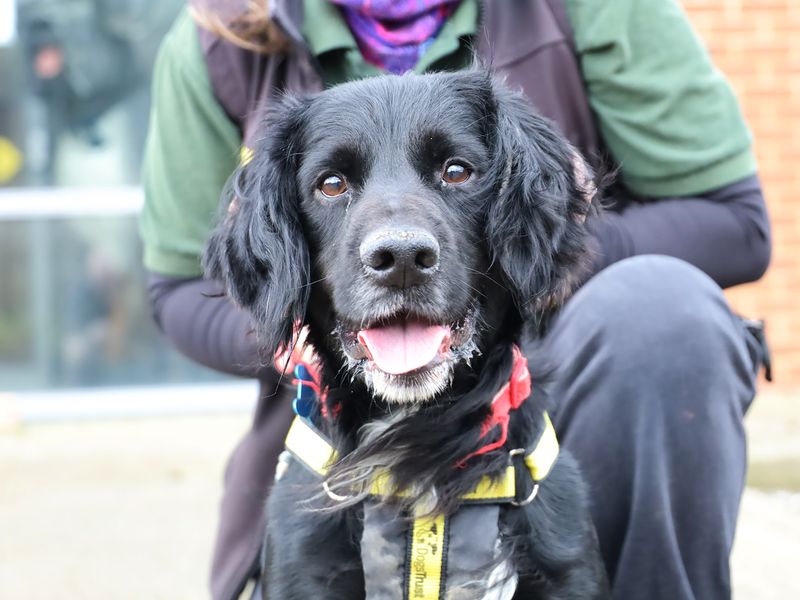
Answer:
[
  {"left": 525, "top": 412, "right": 558, "bottom": 481},
  {"left": 367, "top": 466, "right": 516, "bottom": 502},
  {"left": 284, "top": 413, "right": 559, "bottom": 501},
  {"left": 460, "top": 466, "right": 516, "bottom": 502},
  {"left": 406, "top": 513, "right": 448, "bottom": 600},
  {"left": 285, "top": 417, "right": 336, "bottom": 477}
]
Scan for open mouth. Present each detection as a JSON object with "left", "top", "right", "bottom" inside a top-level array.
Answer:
[{"left": 337, "top": 310, "right": 477, "bottom": 402}]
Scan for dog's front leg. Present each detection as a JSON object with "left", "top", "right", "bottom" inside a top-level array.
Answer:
[
  {"left": 508, "top": 452, "right": 611, "bottom": 599},
  {"left": 262, "top": 462, "right": 366, "bottom": 599}
]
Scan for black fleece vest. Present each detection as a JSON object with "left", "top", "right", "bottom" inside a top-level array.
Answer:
[{"left": 197, "top": 0, "right": 600, "bottom": 157}]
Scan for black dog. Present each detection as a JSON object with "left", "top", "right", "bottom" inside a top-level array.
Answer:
[{"left": 204, "top": 70, "right": 609, "bottom": 599}]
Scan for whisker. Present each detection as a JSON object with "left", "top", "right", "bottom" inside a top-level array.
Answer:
[
  {"left": 297, "top": 275, "right": 330, "bottom": 290},
  {"left": 451, "top": 279, "right": 487, "bottom": 300},
  {"left": 465, "top": 267, "right": 509, "bottom": 292}
]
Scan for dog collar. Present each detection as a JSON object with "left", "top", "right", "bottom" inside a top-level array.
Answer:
[
  {"left": 460, "top": 345, "right": 532, "bottom": 464},
  {"left": 290, "top": 345, "right": 535, "bottom": 461},
  {"left": 285, "top": 345, "right": 555, "bottom": 495}
]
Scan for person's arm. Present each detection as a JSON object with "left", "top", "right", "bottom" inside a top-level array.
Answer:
[
  {"left": 565, "top": 0, "right": 771, "bottom": 287},
  {"left": 591, "top": 175, "right": 770, "bottom": 288},
  {"left": 140, "top": 9, "right": 240, "bottom": 277},
  {"left": 140, "top": 10, "right": 274, "bottom": 378},
  {"left": 147, "top": 274, "right": 274, "bottom": 378}
]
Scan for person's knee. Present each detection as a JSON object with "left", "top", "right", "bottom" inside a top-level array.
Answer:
[
  {"left": 551, "top": 258, "right": 752, "bottom": 490},
  {"left": 557, "top": 256, "right": 753, "bottom": 414},
  {"left": 579, "top": 256, "right": 735, "bottom": 357}
]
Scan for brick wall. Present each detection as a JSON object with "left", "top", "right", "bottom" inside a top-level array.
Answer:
[{"left": 683, "top": 0, "right": 800, "bottom": 391}]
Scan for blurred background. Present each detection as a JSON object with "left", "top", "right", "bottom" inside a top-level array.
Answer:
[{"left": 0, "top": 0, "right": 798, "bottom": 598}]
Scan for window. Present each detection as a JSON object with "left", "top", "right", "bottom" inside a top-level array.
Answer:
[{"left": 0, "top": 0, "right": 236, "bottom": 394}]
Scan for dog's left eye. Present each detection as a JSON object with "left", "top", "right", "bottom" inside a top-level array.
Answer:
[
  {"left": 318, "top": 174, "right": 348, "bottom": 198},
  {"left": 442, "top": 162, "right": 471, "bottom": 185}
]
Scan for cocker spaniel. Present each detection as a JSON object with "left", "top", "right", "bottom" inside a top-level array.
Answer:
[{"left": 204, "top": 70, "right": 609, "bottom": 599}]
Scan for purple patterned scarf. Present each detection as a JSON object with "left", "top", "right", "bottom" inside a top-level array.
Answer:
[{"left": 329, "top": 0, "right": 461, "bottom": 74}]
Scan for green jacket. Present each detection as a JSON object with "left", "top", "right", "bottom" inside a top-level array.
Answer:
[{"left": 140, "top": 0, "right": 756, "bottom": 278}]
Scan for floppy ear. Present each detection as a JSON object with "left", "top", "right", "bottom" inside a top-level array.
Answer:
[
  {"left": 485, "top": 82, "right": 597, "bottom": 317},
  {"left": 202, "top": 97, "right": 311, "bottom": 359}
]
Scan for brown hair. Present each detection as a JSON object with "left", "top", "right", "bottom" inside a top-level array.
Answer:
[{"left": 189, "top": 0, "right": 290, "bottom": 54}]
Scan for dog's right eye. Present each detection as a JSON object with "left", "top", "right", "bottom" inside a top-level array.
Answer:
[
  {"left": 318, "top": 174, "right": 348, "bottom": 198},
  {"left": 442, "top": 162, "right": 472, "bottom": 185}
]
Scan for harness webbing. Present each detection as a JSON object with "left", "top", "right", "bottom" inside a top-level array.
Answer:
[
  {"left": 406, "top": 513, "right": 448, "bottom": 599},
  {"left": 283, "top": 414, "right": 558, "bottom": 600},
  {"left": 284, "top": 412, "right": 558, "bottom": 503},
  {"left": 525, "top": 411, "right": 559, "bottom": 481},
  {"left": 284, "top": 417, "right": 336, "bottom": 477}
]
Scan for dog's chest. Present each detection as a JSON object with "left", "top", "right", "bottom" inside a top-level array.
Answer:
[{"left": 360, "top": 502, "right": 518, "bottom": 600}]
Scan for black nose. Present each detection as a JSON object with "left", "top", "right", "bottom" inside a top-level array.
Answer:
[{"left": 360, "top": 228, "right": 440, "bottom": 288}]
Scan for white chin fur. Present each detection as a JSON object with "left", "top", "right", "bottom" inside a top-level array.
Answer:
[{"left": 364, "top": 361, "right": 453, "bottom": 404}]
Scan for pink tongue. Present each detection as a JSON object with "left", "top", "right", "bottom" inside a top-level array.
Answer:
[{"left": 357, "top": 321, "right": 450, "bottom": 375}]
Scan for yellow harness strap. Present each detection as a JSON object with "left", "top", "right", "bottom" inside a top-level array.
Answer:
[
  {"left": 284, "top": 413, "right": 559, "bottom": 503},
  {"left": 284, "top": 417, "right": 337, "bottom": 477},
  {"left": 406, "top": 512, "right": 448, "bottom": 599},
  {"left": 525, "top": 412, "right": 558, "bottom": 481}
]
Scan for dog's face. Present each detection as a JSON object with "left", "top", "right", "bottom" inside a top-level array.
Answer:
[{"left": 205, "top": 72, "right": 594, "bottom": 404}]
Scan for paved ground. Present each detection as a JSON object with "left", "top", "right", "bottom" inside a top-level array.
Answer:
[{"left": 1, "top": 391, "right": 798, "bottom": 599}]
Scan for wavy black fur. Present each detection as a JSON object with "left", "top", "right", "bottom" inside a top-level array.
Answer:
[{"left": 204, "top": 70, "right": 609, "bottom": 599}]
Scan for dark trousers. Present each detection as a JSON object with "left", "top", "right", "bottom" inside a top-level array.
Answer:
[
  {"left": 529, "top": 255, "right": 761, "bottom": 599},
  {"left": 218, "top": 255, "right": 762, "bottom": 600}
]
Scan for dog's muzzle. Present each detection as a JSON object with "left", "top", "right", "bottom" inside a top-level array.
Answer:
[{"left": 336, "top": 309, "right": 478, "bottom": 404}]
